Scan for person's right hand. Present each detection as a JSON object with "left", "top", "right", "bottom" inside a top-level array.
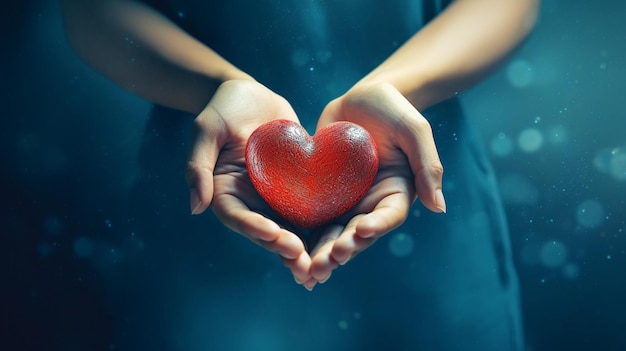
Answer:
[{"left": 185, "top": 79, "right": 314, "bottom": 287}]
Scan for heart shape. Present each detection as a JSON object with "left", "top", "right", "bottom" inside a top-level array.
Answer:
[{"left": 246, "top": 119, "right": 379, "bottom": 229}]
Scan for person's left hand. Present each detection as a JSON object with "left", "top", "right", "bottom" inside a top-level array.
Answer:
[{"left": 306, "top": 83, "right": 447, "bottom": 289}]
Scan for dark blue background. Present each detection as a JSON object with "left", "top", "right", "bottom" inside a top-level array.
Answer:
[{"left": 1, "top": 1, "right": 625, "bottom": 350}]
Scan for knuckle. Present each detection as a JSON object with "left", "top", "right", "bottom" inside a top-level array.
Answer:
[
  {"left": 430, "top": 160, "right": 444, "bottom": 178},
  {"left": 408, "top": 115, "right": 432, "bottom": 136},
  {"left": 184, "top": 161, "right": 203, "bottom": 184}
]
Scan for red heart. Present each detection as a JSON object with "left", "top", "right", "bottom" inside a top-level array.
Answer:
[{"left": 246, "top": 119, "right": 379, "bottom": 229}]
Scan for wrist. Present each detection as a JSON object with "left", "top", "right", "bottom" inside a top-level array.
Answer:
[
  {"left": 186, "top": 69, "right": 255, "bottom": 115},
  {"left": 351, "top": 69, "right": 434, "bottom": 111},
  {"left": 219, "top": 68, "right": 256, "bottom": 83}
]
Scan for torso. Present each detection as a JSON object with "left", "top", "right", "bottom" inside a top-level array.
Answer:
[{"left": 145, "top": 0, "right": 450, "bottom": 128}]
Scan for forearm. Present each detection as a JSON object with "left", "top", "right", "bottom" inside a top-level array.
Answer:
[
  {"left": 357, "top": 0, "right": 540, "bottom": 111},
  {"left": 61, "top": 0, "right": 253, "bottom": 114}
]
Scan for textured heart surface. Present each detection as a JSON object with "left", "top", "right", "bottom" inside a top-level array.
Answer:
[{"left": 246, "top": 119, "right": 379, "bottom": 229}]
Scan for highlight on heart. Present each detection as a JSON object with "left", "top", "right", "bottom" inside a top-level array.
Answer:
[{"left": 245, "top": 119, "right": 379, "bottom": 230}]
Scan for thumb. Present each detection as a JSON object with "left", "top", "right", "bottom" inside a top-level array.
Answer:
[
  {"left": 396, "top": 116, "right": 446, "bottom": 214},
  {"left": 316, "top": 98, "right": 342, "bottom": 131},
  {"left": 185, "top": 115, "right": 224, "bottom": 215}
]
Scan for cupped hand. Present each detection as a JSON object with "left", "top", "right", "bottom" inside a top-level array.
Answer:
[
  {"left": 185, "top": 79, "right": 314, "bottom": 286},
  {"left": 307, "top": 83, "right": 447, "bottom": 287}
]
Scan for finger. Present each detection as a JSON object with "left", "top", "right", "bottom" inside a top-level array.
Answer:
[
  {"left": 329, "top": 214, "right": 379, "bottom": 266},
  {"left": 355, "top": 191, "right": 411, "bottom": 239},
  {"left": 212, "top": 193, "right": 305, "bottom": 259},
  {"left": 258, "top": 228, "right": 307, "bottom": 260},
  {"left": 395, "top": 106, "right": 447, "bottom": 214},
  {"left": 303, "top": 278, "right": 317, "bottom": 292},
  {"left": 309, "top": 224, "right": 343, "bottom": 282},
  {"left": 185, "top": 110, "right": 226, "bottom": 215},
  {"left": 331, "top": 233, "right": 378, "bottom": 267},
  {"left": 281, "top": 251, "right": 313, "bottom": 286},
  {"left": 315, "top": 98, "right": 342, "bottom": 131}
]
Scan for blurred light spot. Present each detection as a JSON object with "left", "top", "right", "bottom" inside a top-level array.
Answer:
[
  {"left": 338, "top": 320, "right": 348, "bottom": 330},
  {"left": 37, "top": 241, "right": 54, "bottom": 257},
  {"left": 73, "top": 237, "right": 95, "bottom": 258},
  {"left": 490, "top": 132, "right": 514, "bottom": 157},
  {"left": 594, "top": 146, "right": 626, "bottom": 181},
  {"left": 547, "top": 125, "right": 568, "bottom": 144},
  {"left": 17, "top": 132, "right": 39, "bottom": 153},
  {"left": 316, "top": 50, "right": 332, "bottom": 63},
  {"left": 506, "top": 59, "right": 534, "bottom": 88},
  {"left": 291, "top": 49, "right": 309, "bottom": 67},
  {"left": 128, "top": 232, "right": 145, "bottom": 252},
  {"left": 539, "top": 240, "right": 568, "bottom": 268},
  {"left": 104, "top": 219, "right": 113, "bottom": 228},
  {"left": 594, "top": 148, "right": 613, "bottom": 174},
  {"left": 562, "top": 262, "right": 580, "bottom": 279},
  {"left": 576, "top": 199, "right": 605, "bottom": 228},
  {"left": 108, "top": 248, "right": 121, "bottom": 263},
  {"left": 91, "top": 243, "right": 123, "bottom": 270},
  {"left": 388, "top": 232, "right": 414, "bottom": 257},
  {"left": 609, "top": 147, "right": 626, "bottom": 181},
  {"left": 498, "top": 173, "right": 539, "bottom": 206},
  {"left": 518, "top": 128, "right": 543, "bottom": 153},
  {"left": 43, "top": 216, "right": 63, "bottom": 235},
  {"left": 234, "top": 323, "right": 283, "bottom": 350},
  {"left": 412, "top": 208, "right": 422, "bottom": 218}
]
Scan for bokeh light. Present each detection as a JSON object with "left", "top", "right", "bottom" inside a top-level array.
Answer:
[
  {"left": 547, "top": 124, "right": 568, "bottom": 144},
  {"left": 37, "top": 241, "right": 55, "bottom": 257},
  {"left": 539, "top": 240, "right": 568, "bottom": 269},
  {"left": 73, "top": 236, "right": 95, "bottom": 258},
  {"left": 388, "top": 232, "right": 414, "bottom": 257},
  {"left": 575, "top": 199, "right": 605, "bottom": 229},
  {"left": 43, "top": 216, "right": 63, "bottom": 235},
  {"left": 490, "top": 132, "right": 514, "bottom": 157},
  {"left": 498, "top": 173, "right": 539, "bottom": 206},
  {"left": 518, "top": 128, "right": 544, "bottom": 153},
  {"left": 594, "top": 148, "right": 613, "bottom": 174},
  {"left": 506, "top": 59, "right": 534, "bottom": 88},
  {"left": 609, "top": 147, "right": 626, "bottom": 181},
  {"left": 562, "top": 262, "right": 580, "bottom": 280},
  {"left": 593, "top": 146, "right": 626, "bottom": 181},
  {"left": 338, "top": 320, "right": 349, "bottom": 330},
  {"left": 290, "top": 49, "right": 309, "bottom": 67}
]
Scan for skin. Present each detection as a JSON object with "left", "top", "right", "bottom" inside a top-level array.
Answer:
[{"left": 62, "top": 0, "right": 540, "bottom": 290}]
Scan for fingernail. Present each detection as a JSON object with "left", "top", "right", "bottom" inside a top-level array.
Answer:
[
  {"left": 435, "top": 189, "right": 447, "bottom": 213},
  {"left": 304, "top": 280, "right": 316, "bottom": 291},
  {"left": 337, "top": 256, "right": 350, "bottom": 266},
  {"left": 319, "top": 272, "right": 332, "bottom": 284},
  {"left": 190, "top": 189, "right": 202, "bottom": 215},
  {"left": 294, "top": 275, "right": 304, "bottom": 285}
]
